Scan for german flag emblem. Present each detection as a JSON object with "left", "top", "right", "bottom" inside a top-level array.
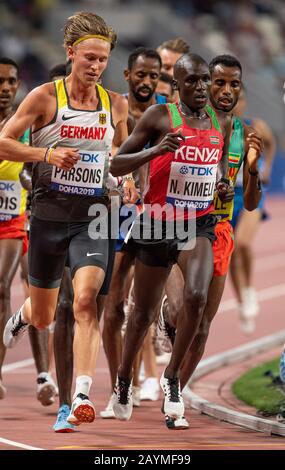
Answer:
[{"left": 99, "top": 113, "right": 106, "bottom": 125}]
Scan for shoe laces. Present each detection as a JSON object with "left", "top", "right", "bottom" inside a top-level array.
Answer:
[
  {"left": 58, "top": 407, "right": 69, "bottom": 421},
  {"left": 166, "top": 377, "right": 181, "bottom": 402},
  {"left": 117, "top": 378, "right": 131, "bottom": 405},
  {"left": 37, "top": 376, "right": 49, "bottom": 385},
  {"left": 12, "top": 312, "right": 28, "bottom": 336}
]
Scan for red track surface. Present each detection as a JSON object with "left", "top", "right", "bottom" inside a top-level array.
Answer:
[{"left": 1, "top": 196, "right": 285, "bottom": 450}]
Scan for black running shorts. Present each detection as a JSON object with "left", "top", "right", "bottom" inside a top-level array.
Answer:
[
  {"left": 28, "top": 216, "right": 115, "bottom": 290},
  {"left": 124, "top": 212, "right": 217, "bottom": 268}
]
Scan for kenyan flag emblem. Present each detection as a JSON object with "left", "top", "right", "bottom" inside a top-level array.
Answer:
[{"left": 210, "top": 136, "right": 220, "bottom": 145}]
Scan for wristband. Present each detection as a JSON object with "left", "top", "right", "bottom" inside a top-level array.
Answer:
[
  {"left": 47, "top": 148, "right": 55, "bottom": 164},
  {"left": 218, "top": 177, "right": 230, "bottom": 185},
  {"left": 123, "top": 175, "right": 134, "bottom": 183},
  {"left": 43, "top": 147, "right": 49, "bottom": 163},
  {"left": 248, "top": 168, "right": 259, "bottom": 176}
]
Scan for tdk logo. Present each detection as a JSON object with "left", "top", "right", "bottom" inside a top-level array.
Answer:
[
  {"left": 80, "top": 152, "right": 100, "bottom": 163},
  {"left": 179, "top": 166, "right": 214, "bottom": 176},
  {"left": 0, "top": 182, "right": 15, "bottom": 191}
]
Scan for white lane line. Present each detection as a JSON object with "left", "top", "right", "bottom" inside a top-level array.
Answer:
[
  {"left": 255, "top": 252, "right": 285, "bottom": 272},
  {"left": 2, "top": 358, "right": 34, "bottom": 373},
  {"left": 0, "top": 437, "right": 43, "bottom": 450},
  {"left": 219, "top": 283, "right": 285, "bottom": 313}
]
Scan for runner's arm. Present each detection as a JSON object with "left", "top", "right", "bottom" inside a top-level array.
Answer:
[
  {"left": 110, "top": 93, "right": 139, "bottom": 203},
  {"left": 0, "top": 85, "right": 79, "bottom": 169},
  {"left": 253, "top": 118, "right": 276, "bottom": 185},
  {"left": 219, "top": 114, "right": 231, "bottom": 181},
  {"left": 110, "top": 105, "right": 182, "bottom": 176},
  {"left": 0, "top": 86, "right": 52, "bottom": 162},
  {"left": 243, "top": 125, "right": 263, "bottom": 211}
]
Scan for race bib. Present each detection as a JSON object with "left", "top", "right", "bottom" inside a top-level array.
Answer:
[
  {"left": 166, "top": 162, "right": 217, "bottom": 211},
  {"left": 0, "top": 180, "right": 22, "bottom": 220},
  {"left": 50, "top": 149, "right": 107, "bottom": 197}
]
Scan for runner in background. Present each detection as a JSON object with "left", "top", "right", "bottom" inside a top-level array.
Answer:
[
  {"left": 230, "top": 85, "right": 276, "bottom": 333},
  {"left": 0, "top": 57, "right": 56, "bottom": 405},
  {"left": 157, "top": 38, "right": 190, "bottom": 102},
  {"left": 101, "top": 47, "right": 165, "bottom": 418},
  {"left": 156, "top": 72, "right": 175, "bottom": 102}
]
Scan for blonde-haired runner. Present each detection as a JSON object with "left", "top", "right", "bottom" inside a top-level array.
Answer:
[{"left": 2, "top": 11, "right": 137, "bottom": 427}]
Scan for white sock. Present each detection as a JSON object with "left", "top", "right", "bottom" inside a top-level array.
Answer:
[{"left": 73, "top": 375, "right": 92, "bottom": 399}]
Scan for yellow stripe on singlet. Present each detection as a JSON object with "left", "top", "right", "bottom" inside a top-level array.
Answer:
[
  {"left": 55, "top": 79, "right": 68, "bottom": 110},
  {"left": 96, "top": 83, "right": 110, "bottom": 112},
  {"left": 55, "top": 80, "right": 110, "bottom": 112}
]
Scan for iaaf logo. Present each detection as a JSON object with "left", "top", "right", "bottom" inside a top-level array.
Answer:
[{"left": 0, "top": 182, "right": 15, "bottom": 191}]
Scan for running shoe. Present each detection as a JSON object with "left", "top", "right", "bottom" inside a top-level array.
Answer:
[
  {"left": 37, "top": 372, "right": 57, "bottom": 406},
  {"left": 53, "top": 404, "right": 76, "bottom": 433},
  {"left": 239, "top": 287, "right": 259, "bottom": 335},
  {"left": 165, "top": 415, "right": 189, "bottom": 430},
  {"left": 133, "top": 385, "right": 141, "bottom": 407},
  {"left": 3, "top": 309, "right": 29, "bottom": 348},
  {"left": 100, "top": 394, "right": 115, "bottom": 419},
  {"left": 160, "top": 372, "right": 184, "bottom": 419},
  {"left": 112, "top": 376, "right": 133, "bottom": 421},
  {"left": 140, "top": 377, "right": 160, "bottom": 401},
  {"left": 156, "top": 296, "right": 176, "bottom": 353},
  {"left": 67, "top": 393, "right": 95, "bottom": 425},
  {"left": 156, "top": 352, "right": 171, "bottom": 365}
]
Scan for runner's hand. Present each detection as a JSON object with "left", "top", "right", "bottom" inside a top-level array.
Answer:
[
  {"left": 246, "top": 132, "right": 263, "bottom": 173},
  {"left": 49, "top": 147, "right": 80, "bottom": 170},
  {"left": 153, "top": 131, "right": 185, "bottom": 156},
  {"left": 216, "top": 179, "right": 232, "bottom": 201},
  {"left": 122, "top": 179, "right": 140, "bottom": 204},
  {"left": 221, "top": 185, "right": 234, "bottom": 202}
]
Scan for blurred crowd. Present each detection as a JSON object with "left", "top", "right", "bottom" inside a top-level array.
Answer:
[{"left": 1, "top": 1, "right": 285, "bottom": 95}]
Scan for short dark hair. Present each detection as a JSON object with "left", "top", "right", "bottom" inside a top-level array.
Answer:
[
  {"left": 49, "top": 63, "right": 67, "bottom": 81},
  {"left": 174, "top": 53, "right": 208, "bottom": 78},
  {"left": 128, "top": 47, "right": 162, "bottom": 70},
  {"left": 0, "top": 57, "right": 19, "bottom": 75},
  {"left": 209, "top": 54, "right": 242, "bottom": 75},
  {"left": 158, "top": 72, "right": 173, "bottom": 85}
]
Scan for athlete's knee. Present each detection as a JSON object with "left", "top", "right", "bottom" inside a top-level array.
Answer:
[
  {"left": 184, "top": 287, "right": 207, "bottom": 313},
  {"left": 235, "top": 237, "right": 250, "bottom": 252},
  {"left": 31, "top": 318, "right": 51, "bottom": 330},
  {"left": 73, "top": 288, "right": 97, "bottom": 315},
  {"left": 132, "top": 305, "right": 155, "bottom": 330},
  {"left": 104, "top": 302, "right": 125, "bottom": 329},
  {"left": 31, "top": 304, "right": 55, "bottom": 329}
]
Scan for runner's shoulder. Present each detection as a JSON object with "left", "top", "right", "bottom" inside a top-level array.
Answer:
[
  {"left": 24, "top": 82, "right": 56, "bottom": 110},
  {"left": 107, "top": 89, "right": 128, "bottom": 113}
]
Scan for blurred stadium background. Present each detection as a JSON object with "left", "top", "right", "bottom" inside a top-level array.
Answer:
[{"left": 1, "top": 0, "right": 284, "bottom": 192}]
